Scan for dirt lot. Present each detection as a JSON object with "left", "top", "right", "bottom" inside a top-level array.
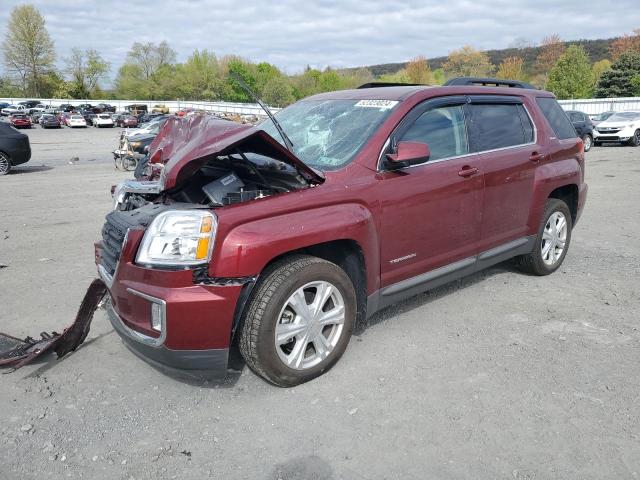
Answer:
[{"left": 1, "top": 125, "right": 639, "bottom": 480}]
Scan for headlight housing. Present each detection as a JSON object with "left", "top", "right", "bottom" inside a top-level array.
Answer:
[{"left": 136, "top": 210, "right": 217, "bottom": 267}]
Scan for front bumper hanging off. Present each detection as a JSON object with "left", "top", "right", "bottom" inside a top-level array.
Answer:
[{"left": 0, "top": 279, "right": 107, "bottom": 369}]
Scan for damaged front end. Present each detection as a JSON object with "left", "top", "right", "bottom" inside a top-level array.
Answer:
[
  {"left": 112, "top": 115, "right": 323, "bottom": 212},
  {"left": 96, "top": 116, "right": 325, "bottom": 378}
]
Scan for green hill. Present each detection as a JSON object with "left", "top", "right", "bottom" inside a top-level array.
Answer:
[{"left": 361, "top": 37, "right": 615, "bottom": 76}]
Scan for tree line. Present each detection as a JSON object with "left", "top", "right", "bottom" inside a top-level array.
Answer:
[{"left": 1, "top": 5, "right": 639, "bottom": 105}]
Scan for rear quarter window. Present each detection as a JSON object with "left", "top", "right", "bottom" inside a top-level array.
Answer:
[{"left": 536, "top": 97, "right": 576, "bottom": 140}]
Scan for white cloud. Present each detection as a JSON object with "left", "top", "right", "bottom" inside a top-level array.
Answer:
[{"left": 0, "top": 0, "right": 638, "bottom": 81}]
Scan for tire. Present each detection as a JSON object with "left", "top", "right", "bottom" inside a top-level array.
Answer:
[
  {"left": 239, "top": 255, "right": 356, "bottom": 387},
  {"left": 0, "top": 151, "right": 11, "bottom": 175},
  {"left": 582, "top": 134, "right": 592, "bottom": 152},
  {"left": 629, "top": 129, "right": 640, "bottom": 147},
  {"left": 515, "top": 198, "right": 572, "bottom": 276}
]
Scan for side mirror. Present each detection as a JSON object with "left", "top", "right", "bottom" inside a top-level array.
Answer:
[{"left": 385, "top": 141, "right": 430, "bottom": 169}]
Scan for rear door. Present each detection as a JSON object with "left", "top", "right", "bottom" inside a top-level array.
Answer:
[
  {"left": 465, "top": 96, "right": 539, "bottom": 251},
  {"left": 377, "top": 96, "right": 484, "bottom": 287}
]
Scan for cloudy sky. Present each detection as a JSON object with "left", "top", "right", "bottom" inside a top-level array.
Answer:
[{"left": 1, "top": 0, "right": 639, "bottom": 80}]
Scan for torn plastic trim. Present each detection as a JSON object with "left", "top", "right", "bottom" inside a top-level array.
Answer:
[{"left": 0, "top": 279, "right": 108, "bottom": 370}]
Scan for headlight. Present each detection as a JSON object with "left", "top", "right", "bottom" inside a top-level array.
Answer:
[{"left": 136, "top": 210, "right": 217, "bottom": 267}]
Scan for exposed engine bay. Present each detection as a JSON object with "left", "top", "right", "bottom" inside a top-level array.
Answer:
[{"left": 114, "top": 151, "right": 311, "bottom": 212}]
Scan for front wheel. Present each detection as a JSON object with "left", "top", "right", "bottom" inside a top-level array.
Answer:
[
  {"left": 239, "top": 255, "right": 356, "bottom": 387},
  {"left": 515, "top": 199, "right": 572, "bottom": 275},
  {"left": 582, "top": 134, "right": 592, "bottom": 152},
  {"left": 629, "top": 129, "right": 640, "bottom": 147}
]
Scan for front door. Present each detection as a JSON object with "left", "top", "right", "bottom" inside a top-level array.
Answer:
[{"left": 377, "top": 97, "right": 484, "bottom": 288}]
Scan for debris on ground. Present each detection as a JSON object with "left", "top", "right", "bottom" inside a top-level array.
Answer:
[{"left": 0, "top": 279, "right": 106, "bottom": 370}]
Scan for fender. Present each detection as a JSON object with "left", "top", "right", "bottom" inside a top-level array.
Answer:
[
  {"left": 527, "top": 155, "right": 582, "bottom": 234},
  {"left": 210, "top": 203, "right": 381, "bottom": 295}
]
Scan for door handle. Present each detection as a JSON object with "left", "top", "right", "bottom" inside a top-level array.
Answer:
[
  {"left": 458, "top": 166, "right": 479, "bottom": 177},
  {"left": 529, "top": 152, "right": 545, "bottom": 163}
]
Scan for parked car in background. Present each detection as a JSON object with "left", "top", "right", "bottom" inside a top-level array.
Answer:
[
  {"left": 1, "top": 105, "right": 26, "bottom": 116},
  {"left": 98, "top": 77, "right": 588, "bottom": 385},
  {"left": 125, "top": 104, "right": 148, "bottom": 115},
  {"left": 93, "top": 113, "right": 115, "bottom": 128},
  {"left": 138, "top": 112, "right": 166, "bottom": 124},
  {"left": 18, "top": 100, "right": 41, "bottom": 109},
  {"left": 97, "top": 103, "right": 116, "bottom": 113},
  {"left": 126, "top": 132, "right": 157, "bottom": 154},
  {"left": 115, "top": 114, "right": 138, "bottom": 128},
  {"left": 39, "top": 114, "right": 62, "bottom": 129},
  {"left": 590, "top": 111, "right": 616, "bottom": 126},
  {"left": 27, "top": 104, "right": 47, "bottom": 114},
  {"left": 9, "top": 113, "right": 32, "bottom": 129},
  {"left": 58, "top": 112, "right": 72, "bottom": 125},
  {"left": 66, "top": 114, "right": 87, "bottom": 128},
  {"left": 0, "top": 102, "right": 10, "bottom": 111},
  {"left": 30, "top": 111, "right": 44, "bottom": 124},
  {"left": 152, "top": 104, "right": 169, "bottom": 114},
  {"left": 593, "top": 111, "right": 640, "bottom": 146},
  {"left": 0, "top": 122, "right": 31, "bottom": 175},
  {"left": 565, "top": 110, "right": 593, "bottom": 151},
  {"left": 125, "top": 119, "right": 165, "bottom": 137},
  {"left": 80, "top": 110, "right": 97, "bottom": 125},
  {"left": 58, "top": 104, "right": 76, "bottom": 112}
]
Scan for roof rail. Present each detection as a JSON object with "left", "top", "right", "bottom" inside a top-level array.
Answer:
[
  {"left": 443, "top": 77, "right": 537, "bottom": 89},
  {"left": 357, "top": 82, "right": 425, "bottom": 89}
]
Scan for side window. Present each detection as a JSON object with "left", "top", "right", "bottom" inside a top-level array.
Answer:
[
  {"left": 517, "top": 104, "right": 535, "bottom": 144},
  {"left": 535, "top": 97, "right": 577, "bottom": 140},
  {"left": 467, "top": 103, "right": 530, "bottom": 152},
  {"left": 399, "top": 105, "right": 468, "bottom": 161}
]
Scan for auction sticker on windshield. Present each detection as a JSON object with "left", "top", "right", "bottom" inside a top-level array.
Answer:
[{"left": 354, "top": 100, "right": 398, "bottom": 109}]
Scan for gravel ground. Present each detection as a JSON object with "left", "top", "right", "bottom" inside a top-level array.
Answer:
[{"left": 0, "top": 126, "right": 639, "bottom": 480}]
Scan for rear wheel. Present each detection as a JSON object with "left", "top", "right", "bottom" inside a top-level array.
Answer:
[
  {"left": 515, "top": 198, "right": 572, "bottom": 276},
  {"left": 0, "top": 152, "right": 11, "bottom": 175},
  {"left": 239, "top": 255, "right": 356, "bottom": 387},
  {"left": 582, "top": 134, "right": 592, "bottom": 152},
  {"left": 629, "top": 129, "right": 640, "bottom": 147}
]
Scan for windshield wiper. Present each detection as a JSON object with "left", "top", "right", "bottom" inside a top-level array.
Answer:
[{"left": 230, "top": 73, "right": 294, "bottom": 152}]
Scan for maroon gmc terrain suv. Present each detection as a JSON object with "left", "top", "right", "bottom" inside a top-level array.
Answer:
[{"left": 95, "top": 77, "right": 588, "bottom": 386}]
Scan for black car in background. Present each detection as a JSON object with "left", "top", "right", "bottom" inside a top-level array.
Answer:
[
  {"left": 39, "top": 114, "right": 62, "bottom": 129},
  {"left": 566, "top": 110, "right": 594, "bottom": 151},
  {"left": 127, "top": 132, "right": 156, "bottom": 154},
  {"left": 18, "top": 100, "right": 41, "bottom": 109},
  {"left": 0, "top": 122, "right": 31, "bottom": 175},
  {"left": 97, "top": 103, "right": 116, "bottom": 113},
  {"left": 80, "top": 109, "right": 97, "bottom": 125},
  {"left": 58, "top": 104, "right": 75, "bottom": 112}
]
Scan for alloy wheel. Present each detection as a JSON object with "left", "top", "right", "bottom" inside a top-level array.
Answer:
[
  {"left": 275, "top": 281, "right": 345, "bottom": 370},
  {"left": 541, "top": 211, "right": 567, "bottom": 266},
  {"left": 0, "top": 153, "right": 10, "bottom": 175}
]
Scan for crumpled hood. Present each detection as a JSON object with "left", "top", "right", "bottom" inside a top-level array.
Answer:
[{"left": 147, "top": 115, "right": 324, "bottom": 190}]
